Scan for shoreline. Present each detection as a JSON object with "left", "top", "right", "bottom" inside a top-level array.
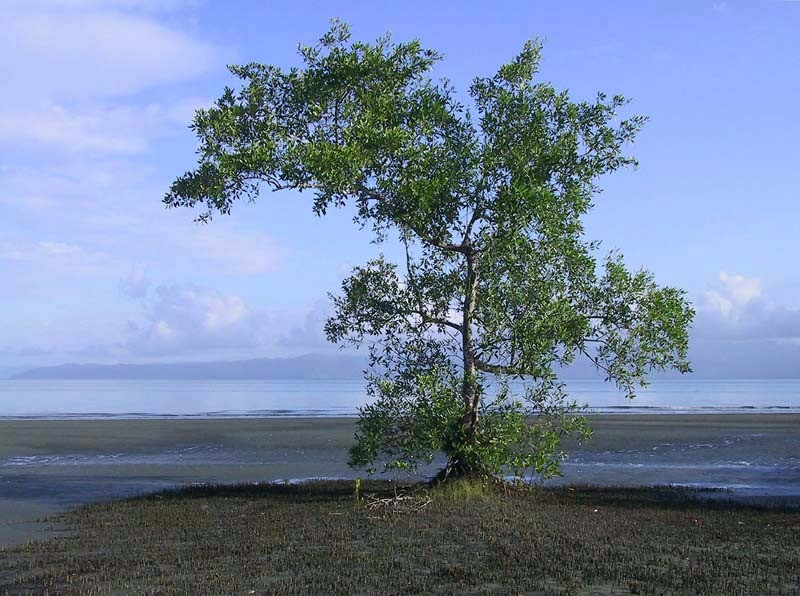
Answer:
[
  {"left": 1, "top": 414, "right": 798, "bottom": 546},
  {"left": 2, "top": 407, "right": 800, "bottom": 420}
]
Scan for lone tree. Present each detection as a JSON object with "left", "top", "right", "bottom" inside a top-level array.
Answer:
[{"left": 166, "top": 22, "right": 694, "bottom": 481}]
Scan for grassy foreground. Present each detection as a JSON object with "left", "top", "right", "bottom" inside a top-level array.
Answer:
[{"left": 1, "top": 480, "right": 798, "bottom": 595}]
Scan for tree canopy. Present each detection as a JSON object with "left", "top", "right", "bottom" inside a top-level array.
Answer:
[{"left": 165, "top": 21, "right": 694, "bottom": 480}]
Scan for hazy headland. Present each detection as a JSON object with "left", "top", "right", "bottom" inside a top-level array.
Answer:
[{"left": 9, "top": 353, "right": 369, "bottom": 380}]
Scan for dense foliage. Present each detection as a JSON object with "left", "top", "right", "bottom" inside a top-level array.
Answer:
[{"left": 165, "top": 22, "right": 694, "bottom": 480}]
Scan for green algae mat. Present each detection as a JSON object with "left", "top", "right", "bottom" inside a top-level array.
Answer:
[{"left": 1, "top": 481, "right": 798, "bottom": 595}]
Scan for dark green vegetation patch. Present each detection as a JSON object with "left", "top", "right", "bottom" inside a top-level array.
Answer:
[{"left": 1, "top": 481, "right": 798, "bottom": 595}]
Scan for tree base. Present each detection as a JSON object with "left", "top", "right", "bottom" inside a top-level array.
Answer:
[{"left": 432, "top": 460, "right": 497, "bottom": 485}]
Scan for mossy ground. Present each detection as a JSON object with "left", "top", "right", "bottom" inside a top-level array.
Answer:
[{"left": 1, "top": 480, "right": 798, "bottom": 595}]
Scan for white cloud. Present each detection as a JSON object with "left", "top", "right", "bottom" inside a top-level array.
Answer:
[
  {"left": 719, "top": 271, "right": 762, "bottom": 304},
  {"left": 1, "top": 240, "right": 80, "bottom": 261},
  {"left": 701, "top": 271, "right": 762, "bottom": 320},
  {"left": 125, "top": 284, "right": 273, "bottom": 356},
  {"left": 0, "top": 98, "right": 213, "bottom": 154},
  {"left": 153, "top": 96, "right": 214, "bottom": 126},
  {"left": 0, "top": 2, "right": 297, "bottom": 365},
  {"left": 39, "top": 241, "right": 82, "bottom": 255},
  {"left": 202, "top": 294, "right": 249, "bottom": 330},
  {"left": 696, "top": 271, "right": 800, "bottom": 341},
  {"left": 1, "top": 8, "right": 222, "bottom": 102},
  {"left": 119, "top": 264, "right": 151, "bottom": 298},
  {"left": 0, "top": 239, "right": 120, "bottom": 276},
  {"left": 0, "top": 105, "right": 148, "bottom": 154},
  {"left": 12, "top": 0, "right": 196, "bottom": 11},
  {"left": 0, "top": 2, "right": 225, "bottom": 153},
  {"left": 0, "top": 157, "right": 157, "bottom": 216},
  {"left": 279, "top": 301, "right": 332, "bottom": 349},
  {"left": 188, "top": 228, "right": 282, "bottom": 274},
  {"left": 153, "top": 320, "right": 177, "bottom": 341}
]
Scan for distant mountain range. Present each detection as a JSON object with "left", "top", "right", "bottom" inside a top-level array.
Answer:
[
  {"left": 0, "top": 366, "right": 30, "bottom": 380},
  {"left": 10, "top": 354, "right": 370, "bottom": 380}
]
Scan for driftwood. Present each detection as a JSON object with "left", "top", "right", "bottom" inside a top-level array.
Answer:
[{"left": 363, "top": 492, "right": 432, "bottom": 514}]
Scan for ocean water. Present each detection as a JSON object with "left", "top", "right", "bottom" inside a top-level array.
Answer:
[{"left": 0, "top": 378, "right": 799, "bottom": 418}]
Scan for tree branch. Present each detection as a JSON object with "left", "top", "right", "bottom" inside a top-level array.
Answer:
[
  {"left": 421, "top": 315, "right": 463, "bottom": 333},
  {"left": 357, "top": 185, "right": 470, "bottom": 253},
  {"left": 462, "top": 201, "right": 484, "bottom": 246},
  {"left": 403, "top": 235, "right": 464, "bottom": 334},
  {"left": 474, "top": 358, "right": 525, "bottom": 376},
  {"left": 579, "top": 347, "right": 613, "bottom": 379}
]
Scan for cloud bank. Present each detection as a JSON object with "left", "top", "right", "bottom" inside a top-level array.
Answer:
[{"left": 697, "top": 272, "right": 800, "bottom": 342}]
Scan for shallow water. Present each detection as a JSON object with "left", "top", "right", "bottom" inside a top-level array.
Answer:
[
  {"left": 555, "top": 430, "right": 800, "bottom": 496},
  {"left": 0, "top": 414, "right": 797, "bottom": 545},
  {"left": 1, "top": 414, "right": 797, "bottom": 497},
  {"left": 1, "top": 378, "right": 800, "bottom": 418}
]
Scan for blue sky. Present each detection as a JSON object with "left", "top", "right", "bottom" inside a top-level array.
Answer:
[{"left": 1, "top": 0, "right": 798, "bottom": 372}]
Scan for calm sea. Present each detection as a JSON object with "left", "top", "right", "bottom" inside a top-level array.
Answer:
[{"left": 1, "top": 378, "right": 799, "bottom": 418}]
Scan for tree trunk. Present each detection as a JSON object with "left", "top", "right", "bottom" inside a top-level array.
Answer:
[
  {"left": 462, "top": 250, "right": 479, "bottom": 429},
  {"left": 451, "top": 249, "right": 480, "bottom": 478}
]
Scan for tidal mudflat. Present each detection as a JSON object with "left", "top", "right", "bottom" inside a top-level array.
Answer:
[{"left": 1, "top": 415, "right": 798, "bottom": 547}]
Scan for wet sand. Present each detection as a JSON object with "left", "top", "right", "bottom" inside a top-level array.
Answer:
[{"left": 1, "top": 414, "right": 798, "bottom": 545}]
